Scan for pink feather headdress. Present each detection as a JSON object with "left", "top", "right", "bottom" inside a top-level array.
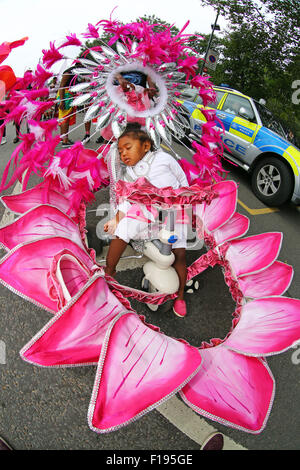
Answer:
[{"left": 0, "top": 14, "right": 227, "bottom": 212}]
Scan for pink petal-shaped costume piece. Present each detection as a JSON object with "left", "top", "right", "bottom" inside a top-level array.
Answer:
[
  {"left": 0, "top": 205, "right": 84, "bottom": 251},
  {"left": 0, "top": 237, "right": 94, "bottom": 313},
  {"left": 224, "top": 297, "right": 300, "bottom": 356},
  {"left": 20, "top": 275, "right": 125, "bottom": 367},
  {"left": 213, "top": 212, "right": 249, "bottom": 246},
  {"left": 225, "top": 232, "right": 283, "bottom": 277},
  {"left": 237, "top": 261, "right": 293, "bottom": 299},
  {"left": 180, "top": 346, "right": 275, "bottom": 433},
  {"left": 1, "top": 184, "right": 76, "bottom": 218},
  {"left": 88, "top": 312, "right": 202, "bottom": 433},
  {"left": 195, "top": 180, "right": 237, "bottom": 232}
]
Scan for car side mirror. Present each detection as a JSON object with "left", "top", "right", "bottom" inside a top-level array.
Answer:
[{"left": 238, "top": 106, "right": 251, "bottom": 120}]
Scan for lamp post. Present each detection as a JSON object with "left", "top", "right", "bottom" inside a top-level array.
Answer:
[{"left": 200, "top": 8, "right": 220, "bottom": 75}]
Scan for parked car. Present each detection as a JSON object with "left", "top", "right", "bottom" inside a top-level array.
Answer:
[{"left": 179, "top": 86, "right": 300, "bottom": 206}]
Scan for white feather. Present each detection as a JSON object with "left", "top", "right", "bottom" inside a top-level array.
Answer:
[
  {"left": 44, "top": 157, "right": 74, "bottom": 190},
  {"left": 28, "top": 123, "right": 45, "bottom": 141}
]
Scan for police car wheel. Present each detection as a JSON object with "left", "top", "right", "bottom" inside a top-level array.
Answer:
[{"left": 251, "top": 157, "right": 293, "bottom": 206}]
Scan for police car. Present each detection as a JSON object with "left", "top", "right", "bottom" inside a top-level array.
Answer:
[{"left": 180, "top": 86, "right": 300, "bottom": 206}]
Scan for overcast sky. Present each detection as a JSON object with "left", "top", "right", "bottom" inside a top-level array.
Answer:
[{"left": 1, "top": 0, "right": 226, "bottom": 76}]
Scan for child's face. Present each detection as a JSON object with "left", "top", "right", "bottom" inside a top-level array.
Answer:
[{"left": 118, "top": 135, "right": 151, "bottom": 166}]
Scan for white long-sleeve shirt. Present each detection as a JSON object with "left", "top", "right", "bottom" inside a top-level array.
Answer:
[
  {"left": 115, "top": 150, "right": 188, "bottom": 247},
  {"left": 118, "top": 150, "right": 188, "bottom": 214}
]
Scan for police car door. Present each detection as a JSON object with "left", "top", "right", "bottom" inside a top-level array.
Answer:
[
  {"left": 189, "top": 89, "right": 226, "bottom": 133},
  {"left": 217, "top": 93, "right": 258, "bottom": 161}
]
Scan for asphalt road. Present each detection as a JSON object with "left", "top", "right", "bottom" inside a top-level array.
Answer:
[{"left": 0, "top": 121, "right": 299, "bottom": 451}]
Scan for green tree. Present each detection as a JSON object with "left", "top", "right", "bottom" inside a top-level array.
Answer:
[
  {"left": 199, "top": 0, "right": 300, "bottom": 141},
  {"left": 210, "top": 24, "right": 270, "bottom": 98},
  {"left": 199, "top": 0, "right": 300, "bottom": 66}
]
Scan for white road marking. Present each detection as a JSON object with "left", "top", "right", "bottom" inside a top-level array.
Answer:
[{"left": 157, "top": 395, "right": 246, "bottom": 450}]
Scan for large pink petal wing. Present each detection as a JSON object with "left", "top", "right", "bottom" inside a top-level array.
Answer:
[
  {"left": 1, "top": 185, "right": 76, "bottom": 217},
  {"left": 0, "top": 205, "right": 83, "bottom": 251},
  {"left": 0, "top": 237, "right": 94, "bottom": 313},
  {"left": 20, "top": 275, "right": 125, "bottom": 366},
  {"left": 225, "top": 232, "right": 283, "bottom": 277},
  {"left": 213, "top": 212, "right": 249, "bottom": 245},
  {"left": 180, "top": 346, "right": 275, "bottom": 433},
  {"left": 88, "top": 312, "right": 202, "bottom": 433},
  {"left": 238, "top": 261, "right": 293, "bottom": 298},
  {"left": 224, "top": 297, "right": 300, "bottom": 356},
  {"left": 195, "top": 180, "right": 237, "bottom": 232}
]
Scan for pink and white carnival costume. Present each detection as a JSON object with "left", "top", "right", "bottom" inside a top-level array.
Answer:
[{"left": 0, "top": 15, "right": 299, "bottom": 437}]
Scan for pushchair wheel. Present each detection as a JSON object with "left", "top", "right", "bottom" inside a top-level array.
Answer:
[{"left": 141, "top": 276, "right": 159, "bottom": 312}]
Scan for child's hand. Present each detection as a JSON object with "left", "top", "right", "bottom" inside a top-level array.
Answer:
[{"left": 104, "top": 218, "right": 118, "bottom": 235}]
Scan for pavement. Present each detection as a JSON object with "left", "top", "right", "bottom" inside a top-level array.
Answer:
[{"left": 0, "top": 120, "right": 299, "bottom": 450}]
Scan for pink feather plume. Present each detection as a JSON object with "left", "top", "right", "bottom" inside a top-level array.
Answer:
[
  {"left": 59, "top": 34, "right": 82, "bottom": 49},
  {"left": 42, "top": 42, "right": 64, "bottom": 68}
]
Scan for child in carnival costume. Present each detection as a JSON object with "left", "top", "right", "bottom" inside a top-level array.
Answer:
[
  {"left": 104, "top": 122, "right": 189, "bottom": 317},
  {"left": 0, "top": 15, "right": 299, "bottom": 439}
]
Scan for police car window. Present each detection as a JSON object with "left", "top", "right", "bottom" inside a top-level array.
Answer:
[
  {"left": 222, "top": 94, "right": 256, "bottom": 122},
  {"left": 194, "top": 90, "right": 225, "bottom": 108}
]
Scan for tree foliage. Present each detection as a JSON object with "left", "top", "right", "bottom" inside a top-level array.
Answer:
[
  {"left": 199, "top": 0, "right": 300, "bottom": 53},
  {"left": 198, "top": 0, "right": 300, "bottom": 141},
  {"left": 199, "top": 0, "right": 299, "bottom": 68}
]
